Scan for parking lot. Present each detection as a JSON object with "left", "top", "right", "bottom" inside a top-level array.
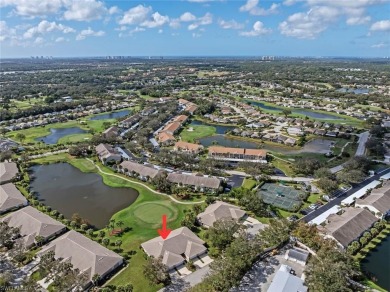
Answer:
[{"left": 231, "top": 247, "right": 305, "bottom": 292}]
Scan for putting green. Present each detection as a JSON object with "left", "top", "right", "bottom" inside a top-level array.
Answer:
[{"left": 132, "top": 202, "right": 178, "bottom": 225}]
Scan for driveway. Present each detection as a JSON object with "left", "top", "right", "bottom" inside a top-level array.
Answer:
[{"left": 356, "top": 131, "right": 369, "bottom": 156}]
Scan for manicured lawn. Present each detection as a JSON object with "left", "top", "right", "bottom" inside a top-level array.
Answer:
[
  {"left": 180, "top": 124, "right": 216, "bottom": 143},
  {"left": 132, "top": 202, "right": 178, "bottom": 226},
  {"left": 57, "top": 133, "right": 93, "bottom": 144},
  {"left": 242, "top": 178, "right": 257, "bottom": 189}
]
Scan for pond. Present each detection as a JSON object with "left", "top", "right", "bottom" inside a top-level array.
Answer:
[
  {"left": 361, "top": 235, "right": 390, "bottom": 291},
  {"left": 90, "top": 109, "right": 130, "bottom": 120},
  {"left": 30, "top": 163, "right": 138, "bottom": 229},
  {"left": 190, "top": 120, "right": 235, "bottom": 134},
  {"left": 199, "top": 135, "right": 260, "bottom": 148},
  {"left": 249, "top": 101, "right": 344, "bottom": 120},
  {"left": 337, "top": 87, "right": 369, "bottom": 94},
  {"left": 36, "top": 127, "right": 87, "bottom": 144}
]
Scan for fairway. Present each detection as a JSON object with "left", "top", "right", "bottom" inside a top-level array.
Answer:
[{"left": 132, "top": 202, "right": 178, "bottom": 226}]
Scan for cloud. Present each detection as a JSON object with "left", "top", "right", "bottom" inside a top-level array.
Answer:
[
  {"left": 218, "top": 19, "right": 245, "bottom": 30},
  {"left": 187, "top": 12, "right": 213, "bottom": 30},
  {"left": 371, "top": 42, "right": 388, "bottom": 48},
  {"left": 63, "top": 0, "right": 107, "bottom": 21},
  {"left": 76, "top": 27, "right": 105, "bottom": 40},
  {"left": 240, "top": 0, "right": 280, "bottom": 16},
  {"left": 141, "top": 12, "right": 169, "bottom": 28},
  {"left": 23, "top": 20, "right": 75, "bottom": 39},
  {"left": 370, "top": 20, "right": 390, "bottom": 31},
  {"left": 34, "top": 36, "right": 44, "bottom": 44},
  {"left": 0, "top": 21, "right": 17, "bottom": 42},
  {"left": 346, "top": 16, "right": 371, "bottom": 25},
  {"left": 0, "top": 0, "right": 63, "bottom": 17},
  {"left": 192, "top": 32, "right": 202, "bottom": 38},
  {"left": 282, "top": 0, "right": 386, "bottom": 30},
  {"left": 108, "top": 6, "right": 120, "bottom": 15},
  {"left": 240, "top": 21, "right": 271, "bottom": 36},
  {"left": 55, "top": 36, "right": 66, "bottom": 42},
  {"left": 180, "top": 12, "right": 196, "bottom": 22},
  {"left": 279, "top": 6, "right": 339, "bottom": 39},
  {"left": 119, "top": 5, "right": 152, "bottom": 25}
]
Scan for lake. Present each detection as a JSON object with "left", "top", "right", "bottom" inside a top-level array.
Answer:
[
  {"left": 30, "top": 163, "right": 138, "bottom": 229},
  {"left": 361, "top": 235, "right": 390, "bottom": 291},
  {"left": 90, "top": 109, "right": 130, "bottom": 120},
  {"left": 249, "top": 101, "right": 344, "bottom": 120},
  {"left": 337, "top": 87, "right": 369, "bottom": 94},
  {"left": 199, "top": 135, "right": 260, "bottom": 148},
  {"left": 190, "top": 120, "right": 235, "bottom": 134},
  {"left": 36, "top": 127, "right": 86, "bottom": 144}
]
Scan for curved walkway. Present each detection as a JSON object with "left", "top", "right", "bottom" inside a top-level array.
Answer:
[{"left": 86, "top": 158, "right": 204, "bottom": 205}]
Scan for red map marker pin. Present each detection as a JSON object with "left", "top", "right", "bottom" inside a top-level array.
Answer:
[{"left": 158, "top": 214, "right": 171, "bottom": 240}]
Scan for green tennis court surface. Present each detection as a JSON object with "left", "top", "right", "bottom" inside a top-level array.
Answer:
[{"left": 258, "top": 183, "right": 303, "bottom": 211}]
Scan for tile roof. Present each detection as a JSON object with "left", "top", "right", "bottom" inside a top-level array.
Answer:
[
  {"left": 167, "top": 173, "right": 221, "bottom": 189},
  {"left": 141, "top": 227, "right": 206, "bottom": 270},
  {"left": 323, "top": 208, "right": 378, "bottom": 247},
  {"left": 197, "top": 201, "right": 246, "bottom": 227},
  {"left": 38, "top": 230, "right": 123, "bottom": 281},
  {"left": 0, "top": 183, "right": 27, "bottom": 213},
  {"left": 120, "top": 161, "right": 161, "bottom": 179},
  {"left": 1, "top": 206, "right": 66, "bottom": 247},
  {"left": 0, "top": 162, "right": 18, "bottom": 183}
]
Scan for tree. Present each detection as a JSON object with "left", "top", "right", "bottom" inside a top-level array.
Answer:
[
  {"left": 115, "top": 239, "right": 122, "bottom": 248},
  {"left": 294, "top": 157, "right": 322, "bottom": 175},
  {"left": 347, "top": 241, "right": 361, "bottom": 255},
  {"left": 15, "top": 133, "right": 26, "bottom": 143},
  {"left": 257, "top": 218, "right": 292, "bottom": 247},
  {"left": 99, "top": 230, "right": 106, "bottom": 238},
  {"left": 317, "top": 178, "right": 339, "bottom": 194},
  {"left": 359, "top": 236, "right": 368, "bottom": 246},
  {"left": 102, "top": 238, "right": 110, "bottom": 247},
  {"left": 292, "top": 221, "right": 324, "bottom": 251},
  {"left": 282, "top": 109, "right": 292, "bottom": 118},
  {"left": 181, "top": 211, "right": 197, "bottom": 230},
  {"left": 35, "top": 235, "right": 45, "bottom": 246},
  {"left": 92, "top": 274, "right": 100, "bottom": 286},
  {"left": 116, "top": 220, "right": 124, "bottom": 230},
  {"left": 239, "top": 191, "right": 268, "bottom": 217},
  {"left": 87, "top": 229, "right": 94, "bottom": 237},
  {"left": 337, "top": 169, "right": 366, "bottom": 184},
  {"left": 206, "top": 218, "right": 242, "bottom": 250},
  {"left": 314, "top": 167, "right": 334, "bottom": 179},
  {"left": 117, "top": 284, "right": 134, "bottom": 292},
  {"left": 143, "top": 256, "right": 170, "bottom": 285},
  {"left": 305, "top": 241, "right": 361, "bottom": 292},
  {"left": 201, "top": 235, "right": 262, "bottom": 292}
]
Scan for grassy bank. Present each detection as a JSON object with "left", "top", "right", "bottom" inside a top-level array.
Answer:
[
  {"left": 243, "top": 99, "right": 365, "bottom": 128},
  {"left": 31, "top": 154, "right": 193, "bottom": 292},
  {"left": 180, "top": 124, "right": 216, "bottom": 143},
  {"left": 6, "top": 107, "right": 136, "bottom": 145}
]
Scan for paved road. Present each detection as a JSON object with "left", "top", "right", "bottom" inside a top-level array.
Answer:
[
  {"left": 302, "top": 167, "right": 390, "bottom": 223},
  {"left": 28, "top": 149, "right": 68, "bottom": 159},
  {"left": 330, "top": 131, "right": 370, "bottom": 174},
  {"left": 356, "top": 131, "right": 369, "bottom": 156},
  {"left": 226, "top": 170, "right": 314, "bottom": 182}
]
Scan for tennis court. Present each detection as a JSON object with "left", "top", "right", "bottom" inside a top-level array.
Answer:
[{"left": 258, "top": 183, "right": 303, "bottom": 211}]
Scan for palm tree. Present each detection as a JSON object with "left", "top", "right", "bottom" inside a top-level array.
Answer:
[
  {"left": 116, "top": 220, "right": 124, "bottom": 231},
  {"left": 102, "top": 238, "right": 110, "bottom": 247},
  {"left": 92, "top": 274, "right": 100, "bottom": 286},
  {"left": 35, "top": 235, "right": 45, "bottom": 246}
]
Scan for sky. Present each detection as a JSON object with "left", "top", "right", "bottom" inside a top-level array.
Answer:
[{"left": 0, "top": 0, "right": 389, "bottom": 58}]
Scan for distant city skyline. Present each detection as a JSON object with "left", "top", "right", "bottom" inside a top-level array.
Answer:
[{"left": 1, "top": 0, "right": 389, "bottom": 58}]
